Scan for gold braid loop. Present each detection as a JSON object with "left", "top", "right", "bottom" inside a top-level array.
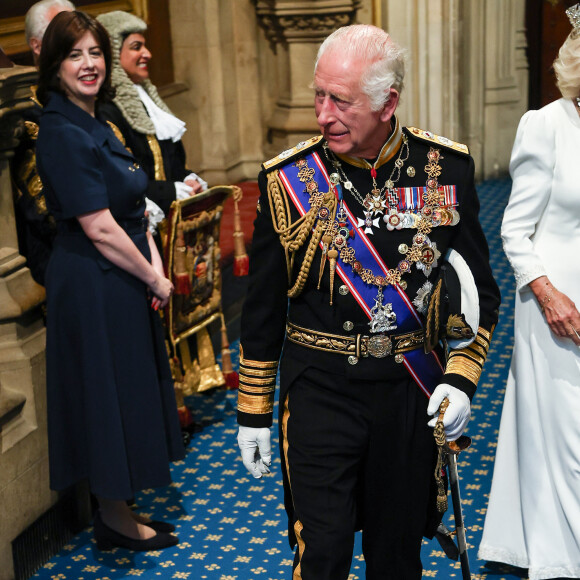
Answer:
[
  {"left": 288, "top": 220, "right": 326, "bottom": 298},
  {"left": 266, "top": 170, "right": 337, "bottom": 296}
]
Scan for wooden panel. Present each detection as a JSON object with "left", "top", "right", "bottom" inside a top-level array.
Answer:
[
  {"left": 0, "top": 0, "right": 174, "bottom": 89},
  {"left": 146, "top": 0, "right": 174, "bottom": 88},
  {"left": 0, "top": 0, "right": 146, "bottom": 60},
  {"left": 527, "top": 0, "right": 578, "bottom": 109}
]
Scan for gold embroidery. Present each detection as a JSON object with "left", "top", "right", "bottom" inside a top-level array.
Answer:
[
  {"left": 237, "top": 347, "right": 277, "bottom": 415},
  {"left": 239, "top": 378, "right": 276, "bottom": 390},
  {"left": 30, "top": 85, "right": 41, "bottom": 108},
  {"left": 407, "top": 126, "right": 469, "bottom": 154},
  {"left": 240, "top": 366, "right": 277, "bottom": 377},
  {"left": 293, "top": 519, "right": 305, "bottom": 579},
  {"left": 146, "top": 134, "right": 167, "bottom": 181},
  {"left": 24, "top": 120, "right": 39, "bottom": 140},
  {"left": 237, "top": 391, "right": 274, "bottom": 414},
  {"left": 239, "top": 345, "right": 279, "bottom": 369},
  {"left": 281, "top": 393, "right": 305, "bottom": 579},
  {"left": 477, "top": 327, "right": 492, "bottom": 342},
  {"left": 263, "top": 135, "right": 323, "bottom": 171},
  {"left": 444, "top": 325, "right": 492, "bottom": 386},
  {"left": 106, "top": 120, "right": 127, "bottom": 147},
  {"left": 445, "top": 353, "right": 482, "bottom": 384}
]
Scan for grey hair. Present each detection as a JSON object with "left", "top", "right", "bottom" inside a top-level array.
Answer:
[
  {"left": 554, "top": 30, "right": 580, "bottom": 99},
  {"left": 314, "top": 24, "right": 406, "bottom": 111},
  {"left": 25, "top": 0, "right": 75, "bottom": 45}
]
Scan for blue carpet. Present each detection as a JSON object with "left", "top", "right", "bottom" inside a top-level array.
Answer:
[{"left": 31, "top": 177, "right": 526, "bottom": 579}]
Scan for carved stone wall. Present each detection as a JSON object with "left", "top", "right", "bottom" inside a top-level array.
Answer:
[
  {"left": 0, "top": 66, "right": 53, "bottom": 580},
  {"left": 165, "top": 0, "right": 526, "bottom": 184},
  {"left": 376, "top": 0, "right": 528, "bottom": 180},
  {"left": 165, "top": 0, "right": 363, "bottom": 184}
]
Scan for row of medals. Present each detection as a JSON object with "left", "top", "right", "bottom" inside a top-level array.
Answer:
[{"left": 324, "top": 163, "right": 454, "bottom": 359}]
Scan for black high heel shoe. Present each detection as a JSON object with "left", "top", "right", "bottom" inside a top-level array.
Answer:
[
  {"left": 146, "top": 520, "right": 176, "bottom": 534},
  {"left": 93, "top": 511, "right": 179, "bottom": 552}
]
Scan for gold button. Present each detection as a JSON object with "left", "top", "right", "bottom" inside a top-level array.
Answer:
[
  {"left": 343, "top": 321, "right": 354, "bottom": 332},
  {"left": 394, "top": 354, "right": 404, "bottom": 364},
  {"left": 348, "top": 356, "right": 358, "bottom": 365},
  {"left": 339, "top": 285, "right": 349, "bottom": 296},
  {"left": 398, "top": 244, "right": 409, "bottom": 254}
]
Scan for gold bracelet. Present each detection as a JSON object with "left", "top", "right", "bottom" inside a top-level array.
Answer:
[{"left": 541, "top": 286, "right": 554, "bottom": 311}]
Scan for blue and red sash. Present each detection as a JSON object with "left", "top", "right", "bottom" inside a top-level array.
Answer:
[{"left": 278, "top": 151, "right": 444, "bottom": 397}]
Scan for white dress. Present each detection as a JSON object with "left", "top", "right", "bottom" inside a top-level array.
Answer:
[{"left": 478, "top": 98, "right": 580, "bottom": 579}]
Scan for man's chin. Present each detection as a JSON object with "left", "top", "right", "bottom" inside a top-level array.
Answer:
[{"left": 325, "top": 136, "right": 352, "bottom": 155}]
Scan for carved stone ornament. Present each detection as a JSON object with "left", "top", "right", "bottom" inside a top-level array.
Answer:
[
  {"left": 0, "top": 66, "right": 37, "bottom": 161},
  {"left": 252, "top": 0, "right": 362, "bottom": 44}
]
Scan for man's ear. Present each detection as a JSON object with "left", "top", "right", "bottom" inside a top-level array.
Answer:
[
  {"left": 379, "top": 88, "right": 399, "bottom": 123},
  {"left": 30, "top": 37, "right": 42, "bottom": 59}
]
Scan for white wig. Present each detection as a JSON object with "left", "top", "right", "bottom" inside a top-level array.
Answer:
[
  {"left": 553, "top": 30, "right": 580, "bottom": 99},
  {"left": 25, "top": 0, "right": 75, "bottom": 45},
  {"left": 315, "top": 24, "right": 406, "bottom": 111}
]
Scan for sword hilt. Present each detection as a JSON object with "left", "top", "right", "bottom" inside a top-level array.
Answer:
[{"left": 437, "top": 397, "right": 472, "bottom": 454}]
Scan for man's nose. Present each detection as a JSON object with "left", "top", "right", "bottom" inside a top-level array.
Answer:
[{"left": 316, "top": 97, "right": 336, "bottom": 125}]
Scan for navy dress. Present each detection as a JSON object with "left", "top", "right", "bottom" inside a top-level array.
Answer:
[{"left": 37, "top": 92, "right": 184, "bottom": 500}]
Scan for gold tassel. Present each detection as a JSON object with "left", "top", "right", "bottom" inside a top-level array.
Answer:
[
  {"left": 232, "top": 187, "right": 249, "bottom": 276},
  {"left": 317, "top": 234, "right": 332, "bottom": 289},
  {"left": 328, "top": 249, "right": 338, "bottom": 305},
  {"left": 196, "top": 326, "right": 225, "bottom": 392}
]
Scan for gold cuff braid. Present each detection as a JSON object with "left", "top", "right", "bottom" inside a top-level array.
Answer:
[
  {"left": 237, "top": 345, "right": 278, "bottom": 415},
  {"left": 444, "top": 325, "right": 494, "bottom": 387}
]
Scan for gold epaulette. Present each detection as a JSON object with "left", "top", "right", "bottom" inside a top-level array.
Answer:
[
  {"left": 262, "top": 135, "right": 324, "bottom": 171},
  {"left": 405, "top": 126, "right": 469, "bottom": 155}
]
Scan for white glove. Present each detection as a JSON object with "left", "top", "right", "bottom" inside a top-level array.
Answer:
[
  {"left": 174, "top": 181, "right": 194, "bottom": 200},
  {"left": 427, "top": 383, "right": 471, "bottom": 441},
  {"left": 144, "top": 197, "right": 166, "bottom": 234},
  {"left": 184, "top": 172, "right": 208, "bottom": 191},
  {"left": 237, "top": 426, "right": 272, "bottom": 479}
]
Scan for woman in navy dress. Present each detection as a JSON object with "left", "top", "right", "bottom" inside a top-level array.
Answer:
[{"left": 36, "top": 11, "right": 184, "bottom": 551}]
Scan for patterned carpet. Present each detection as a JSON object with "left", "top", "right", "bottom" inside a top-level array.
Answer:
[{"left": 31, "top": 177, "right": 527, "bottom": 580}]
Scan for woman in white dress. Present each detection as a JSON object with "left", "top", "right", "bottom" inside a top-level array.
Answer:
[{"left": 478, "top": 9, "right": 580, "bottom": 580}]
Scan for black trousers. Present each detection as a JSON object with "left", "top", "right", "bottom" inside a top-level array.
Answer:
[{"left": 281, "top": 366, "right": 437, "bottom": 580}]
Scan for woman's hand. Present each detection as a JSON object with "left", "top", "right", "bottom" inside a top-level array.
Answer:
[
  {"left": 530, "top": 276, "right": 580, "bottom": 345},
  {"left": 149, "top": 274, "right": 174, "bottom": 310}
]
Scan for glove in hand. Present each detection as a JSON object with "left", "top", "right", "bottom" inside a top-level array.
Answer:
[
  {"left": 427, "top": 383, "right": 471, "bottom": 441},
  {"left": 237, "top": 426, "right": 272, "bottom": 479}
]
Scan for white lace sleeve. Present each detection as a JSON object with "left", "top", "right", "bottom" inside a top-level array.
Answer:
[{"left": 501, "top": 109, "right": 555, "bottom": 291}]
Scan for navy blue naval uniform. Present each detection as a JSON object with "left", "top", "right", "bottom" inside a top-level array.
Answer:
[
  {"left": 37, "top": 91, "right": 184, "bottom": 500},
  {"left": 237, "top": 120, "right": 500, "bottom": 579}
]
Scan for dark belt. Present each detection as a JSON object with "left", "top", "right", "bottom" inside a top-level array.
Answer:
[
  {"left": 286, "top": 321, "right": 424, "bottom": 363},
  {"left": 57, "top": 216, "right": 148, "bottom": 235}
]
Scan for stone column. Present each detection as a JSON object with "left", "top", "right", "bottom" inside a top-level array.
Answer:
[
  {"left": 378, "top": 0, "right": 527, "bottom": 180},
  {"left": 253, "top": 0, "right": 362, "bottom": 157},
  {"left": 0, "top": 66, "right": 52, "bottom": 580}
]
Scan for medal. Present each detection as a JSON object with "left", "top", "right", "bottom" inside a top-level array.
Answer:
[{"left": 369, "top": 287, "right": 398, "bottom": 334}]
